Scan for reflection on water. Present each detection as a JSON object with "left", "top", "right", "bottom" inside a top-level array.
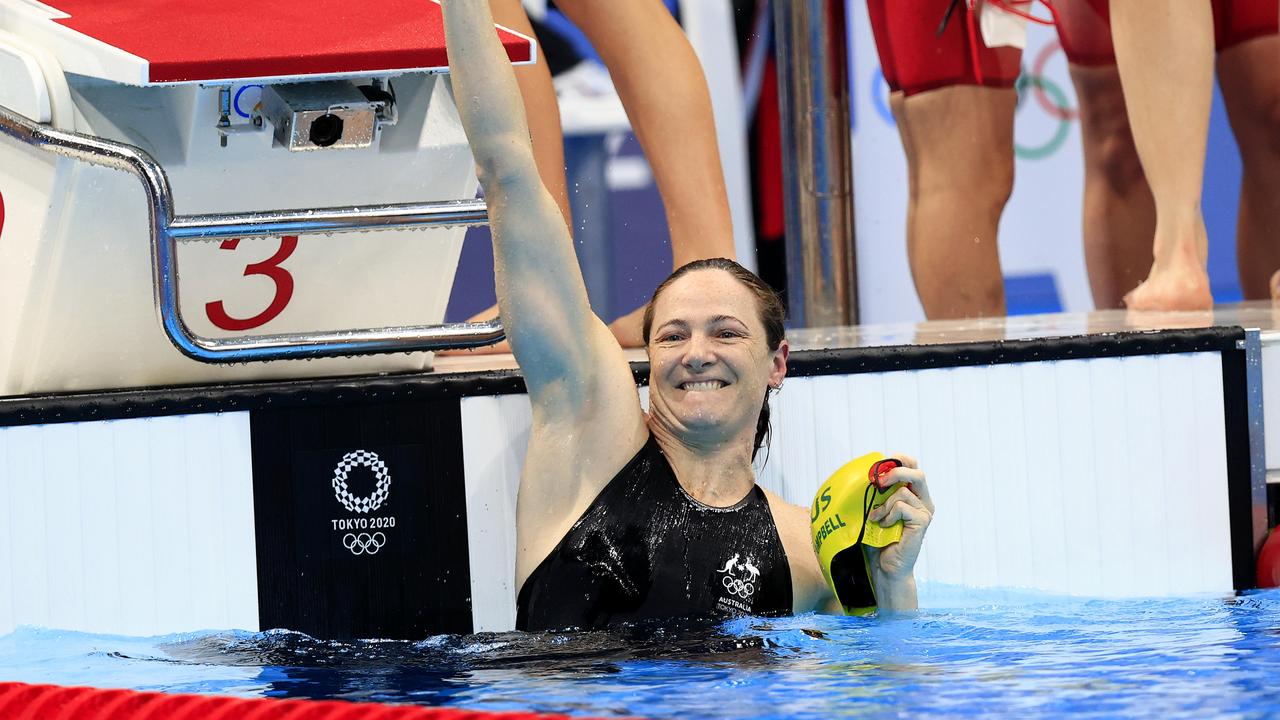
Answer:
[{"left": 4, "top": 589, "right": 1280, "bottom": 718}]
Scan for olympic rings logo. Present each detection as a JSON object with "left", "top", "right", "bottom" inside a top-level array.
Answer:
[
  {"left": 868, "top": 39, "right": 1076, "bottom": 160},
  {"left": 722, "top": 575, "right": 756, "bottom": 599},
  {"left": 1013, "top": 39, "right": 1073, "bottom": 160},
  {"left": 332, "top": 450, "right": 392, "bottom": 514},
  {"left": 1028, "top": 40, "right": 1076, "bottom": 121},
  {"left": 343, "top": 532, "right": 386, "bottom": 556}
]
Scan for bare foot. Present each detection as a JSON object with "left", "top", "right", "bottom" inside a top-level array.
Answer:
[
  {"left": 1123, "top": 247, "right": 1213, "bottom": 312},
  {"left": 1270, "top": 269, "right": 1280, "bottom": 302}
]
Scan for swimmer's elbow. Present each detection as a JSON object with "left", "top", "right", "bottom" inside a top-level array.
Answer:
[{"left": 473, "top": 135, "right": 538, "bottom": 192}]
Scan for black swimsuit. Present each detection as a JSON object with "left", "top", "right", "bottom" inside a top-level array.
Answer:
[{"left": 516, "top": 435, "right": 793, "bottom": 632}]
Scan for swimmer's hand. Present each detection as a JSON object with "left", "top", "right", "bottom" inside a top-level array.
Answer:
[{"left": 864, "top": 455, "right": 933, "bottom": 611}]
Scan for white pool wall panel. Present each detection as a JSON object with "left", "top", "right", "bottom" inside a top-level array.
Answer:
[
  {"left": 1261, "top": 339, "right": 1280, "bottom": 479},
  {"left": 461, "top": 394, "right": 531, "bottom": 633},
  {"left": 0, "top": 413, "right": 258, "bottom": 636},
  {"left": 764, "top": 351, "right": 1232, "bottom": 599}
]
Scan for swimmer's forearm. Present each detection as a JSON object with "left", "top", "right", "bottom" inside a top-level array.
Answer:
[{"left": 440, "top": 0, "right": 535, "bottom": 176}]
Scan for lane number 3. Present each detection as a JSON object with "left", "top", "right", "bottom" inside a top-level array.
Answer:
[{"left": 205, "top": 236, "right": 298, "bottom": 331}]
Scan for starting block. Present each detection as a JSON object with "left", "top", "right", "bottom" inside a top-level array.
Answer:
[{"left": 0, "top": 0, "right": 535, "bottom": 394}]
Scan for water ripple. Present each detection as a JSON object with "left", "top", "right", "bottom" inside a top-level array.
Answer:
[{"left": 3, "top": 588, "right": 1280, "bottom": 718}]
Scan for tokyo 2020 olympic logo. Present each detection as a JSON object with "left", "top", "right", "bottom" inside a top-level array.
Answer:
[
  {"left": 330, "top": 450, "right": 397, "bottom": 557},
  {"left": 332, "top": 450, "right": 391, "bottom": 514}
]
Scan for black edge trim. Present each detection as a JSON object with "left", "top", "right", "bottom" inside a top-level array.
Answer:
[
  {"left": 1220, "top": 330, "right": 1257, "bottom": 591},
  {"left": 0, "top": 327, "right": 1245, "bottom": 428}
]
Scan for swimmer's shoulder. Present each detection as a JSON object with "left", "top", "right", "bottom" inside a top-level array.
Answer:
[{"left": 762, "top": 488, "right": 839, "bottom": 614}]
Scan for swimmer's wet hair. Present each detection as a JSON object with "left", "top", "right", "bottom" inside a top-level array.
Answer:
[{"left": 642, "top": 257, "right": 786, "bottom": 462}]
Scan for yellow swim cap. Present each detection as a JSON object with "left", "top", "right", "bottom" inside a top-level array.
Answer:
[{"left": 810, "top": 452, "right": 906, "bottom": 615}]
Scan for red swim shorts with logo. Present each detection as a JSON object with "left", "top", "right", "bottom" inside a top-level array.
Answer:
[
  {"left": 867, "top": 0, "right": 1023, "bottom": 96},
  {"left": 1054, "top": 0, "right": 1277, "bottom": 66},
  {"left": 868, "top": 0, "right": 1278, "bottom": 95}
]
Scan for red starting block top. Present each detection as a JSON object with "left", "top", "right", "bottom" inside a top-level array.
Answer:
[{"left": 14, "top": 0, "right": 534, "bottom": 84}]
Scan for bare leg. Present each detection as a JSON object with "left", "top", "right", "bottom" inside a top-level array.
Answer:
[
  {"left": 1110, "top": 0, "right": 1214, "bottom": 311},
  {"left": 891, "top": 91, "right": 918, "bottom": 296},
  {"left": 1069, "top": 63, "right": 1156, "bottom": 309},
  {"left": 488, "top": 0, "right": 571, "bottom": 224},
  {"left": 557, "top": 0, "right": 734, "bottom": 268},
  {"left": 899, "top": 86, "right": 1015, "bottom": 319},
  {"left": 1216, "top": 36, "right": 1280, "bottom": 300},
  {"left": 556, "top": 0, "right": 736, "bottom": 346}
]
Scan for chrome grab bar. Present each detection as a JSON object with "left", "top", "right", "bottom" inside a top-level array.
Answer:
[{"left": 0, "top": 103, "right": 503, "bottom": 362}]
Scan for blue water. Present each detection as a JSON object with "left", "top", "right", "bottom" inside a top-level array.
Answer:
[{"left": 4, "top": 587, "right": 1280, "bottom": 718}]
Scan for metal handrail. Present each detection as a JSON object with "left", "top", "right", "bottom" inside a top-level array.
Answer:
[{"left": 0, "top": 103, "right": 504, "bottom": 362}]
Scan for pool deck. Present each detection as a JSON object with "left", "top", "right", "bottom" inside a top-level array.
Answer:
[{"left": 431, "top": 301, "right": 1280, "bottom": 374}]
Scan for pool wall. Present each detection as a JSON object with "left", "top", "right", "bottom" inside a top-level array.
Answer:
[{"left": 0, "top": 327, "right": 1262, "bottom": 638}]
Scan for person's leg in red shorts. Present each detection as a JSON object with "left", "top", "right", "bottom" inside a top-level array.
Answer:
[
  {"left": 1065, "top": 0, "right": 1278, "bottom": 308},
  {"left": 1056, "top": 0, "right": 1156, "bottom": 309},
  {"left": 867, "top": 0, "right": 1021, "bottom": 319},
  {"left": 1213, "top": 2, "right": 1280, "bottom": 299}
]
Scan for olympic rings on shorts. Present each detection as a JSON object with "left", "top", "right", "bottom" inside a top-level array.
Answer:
[{"left": 343, "top": 531, "right": 387, "bottom": 556}]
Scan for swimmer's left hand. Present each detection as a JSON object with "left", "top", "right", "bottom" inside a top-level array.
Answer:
[{"left": 863, "top": 455, "right": 933, "bottom": 607}]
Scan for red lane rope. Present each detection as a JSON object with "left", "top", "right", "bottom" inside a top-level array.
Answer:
[{"left": 0, "top": 682, "right": 616, "bottom": 720}]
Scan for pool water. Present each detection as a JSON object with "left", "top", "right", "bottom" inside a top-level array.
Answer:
[{"left": 4, "top": 586, "right": 1280, "bottom": 718}]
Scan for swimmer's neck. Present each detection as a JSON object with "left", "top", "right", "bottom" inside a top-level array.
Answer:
[{"left": 649, "top": 423, "right": 757, "bottom": 507}]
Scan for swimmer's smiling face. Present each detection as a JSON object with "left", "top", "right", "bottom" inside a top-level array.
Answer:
[{"left": 645, "top": 268, "right": 788, "bottom": 448}]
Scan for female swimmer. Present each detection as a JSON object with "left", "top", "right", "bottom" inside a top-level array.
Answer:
[{"left": 440, "top": 0, "right": 933, "bottom": 631}]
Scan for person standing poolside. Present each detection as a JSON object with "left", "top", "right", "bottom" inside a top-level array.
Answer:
[
  {"left": 865, "top": 0, "right": 1147, "bottom": 318},
  {"left": 1103, "top": 0, "right": 1279, "bottom": 311},
  {"left": 866, "top": 0, "right": 1279, "bottom": 316},
  {"left": 866, "top": 0, "right": 1023, "bottom": 319},
  {"left": 440, "top": 0, "right": 933, "bottom": 632}
]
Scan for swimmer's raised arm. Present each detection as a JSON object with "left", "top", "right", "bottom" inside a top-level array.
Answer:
[
  {"left": 442, "top": 2, "right": 647, "bottom": 585},
  {"left": 440, "top": 0, "right": 636, "bottom": 402}
]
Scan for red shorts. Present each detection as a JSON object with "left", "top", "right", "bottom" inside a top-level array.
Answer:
[
  {"left": 867, "top": 0, "right": 1023, "bottom": 96},
  {"left": 1057, "top": 0, "right": 1278, "bottom": 66},
  {"left": 868, "top": 0, "right": 1278, "bottom": 96}
]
